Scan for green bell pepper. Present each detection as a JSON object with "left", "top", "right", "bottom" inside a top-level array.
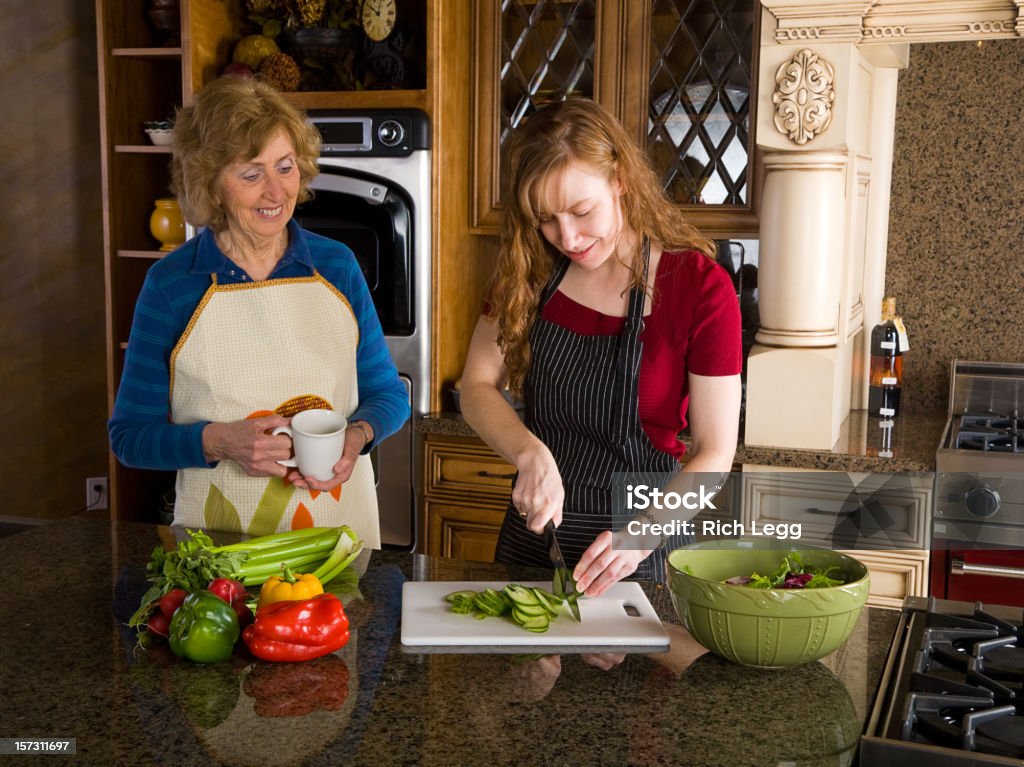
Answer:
[{"left": 168, "top": 590, "right": 240, "bottom": 663}]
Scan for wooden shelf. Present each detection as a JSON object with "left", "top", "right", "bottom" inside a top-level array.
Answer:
[
  {"left": 114, "top": 145, "right": 172, "bottom": 154},
  {"left": 112, "top": 47, "right": 183, "bottom": 59},
  {"left": 117, "top": 249, "right": 165, "bottom": 260},
  {"left": 283, "top": 89, "right": 429, "bottom": 112}
]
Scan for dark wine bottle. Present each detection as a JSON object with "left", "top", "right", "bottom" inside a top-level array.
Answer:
[{"left": 868, "top": 297, "right": 902, "bottom": 418}]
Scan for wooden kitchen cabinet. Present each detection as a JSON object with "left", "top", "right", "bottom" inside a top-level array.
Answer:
[
  {"left": 741, "top": 465, "right": 931, "bottom": 608},
  {"left": 95, "top": 0, "right": 187, "bottom": 521},
  {"left": 422, "top": 434, "right": 514, "bottom": 561},
  {"left": 470, "top": 0, "right": 760, "bottom": 238},
  {"left": 182, "top": 0, "right": 430, "bottom": 111}
]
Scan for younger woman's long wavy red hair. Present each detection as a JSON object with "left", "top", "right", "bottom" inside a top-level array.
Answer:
[{"left": 489, "top": 97, "right": 715, "bottom": 394}]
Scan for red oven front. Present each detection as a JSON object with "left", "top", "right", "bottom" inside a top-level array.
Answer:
[{"left": 930, "top": 540, "right": 1024, "bottom": 607}]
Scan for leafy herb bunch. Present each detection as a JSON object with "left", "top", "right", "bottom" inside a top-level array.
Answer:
[{"left": 128, "top": 530, "right": 246, "bottom": 629}]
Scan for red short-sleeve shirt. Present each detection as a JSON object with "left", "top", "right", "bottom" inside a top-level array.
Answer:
[{"left": 539, "top": 249, "right": 742, "bottom": 458}]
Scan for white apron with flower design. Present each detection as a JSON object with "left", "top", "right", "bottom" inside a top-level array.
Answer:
[{"left": 169, "top": 273, "right": 380, "bottom": 547}]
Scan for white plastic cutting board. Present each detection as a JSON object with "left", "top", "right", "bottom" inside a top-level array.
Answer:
[{"left": 400, "top": 581, "right": 669, "bottom": 652}]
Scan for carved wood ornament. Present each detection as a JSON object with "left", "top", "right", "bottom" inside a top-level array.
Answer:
[{"left": 771, "top": 48, "right": 836, "bottom": 145}]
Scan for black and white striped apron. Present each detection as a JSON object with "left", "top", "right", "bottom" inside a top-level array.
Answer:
[{"left": 494, "top": 238, "right": 688, "bottom": 582}]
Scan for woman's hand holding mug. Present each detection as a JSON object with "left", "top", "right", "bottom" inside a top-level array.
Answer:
[
  {"left": 274, "top": 409, "right": 371, "bottom": 491},
  {"left": 273, "top": 408, "right": 347, "bottom": 488}
]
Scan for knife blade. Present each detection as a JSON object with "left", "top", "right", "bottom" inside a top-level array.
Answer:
[{"left": 544, "top": 520, "right": 581, "bottom": 622}]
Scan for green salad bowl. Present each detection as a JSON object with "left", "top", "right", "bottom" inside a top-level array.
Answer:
[{"left": 667, "top": 539, "right": 870, "bottom": 668}]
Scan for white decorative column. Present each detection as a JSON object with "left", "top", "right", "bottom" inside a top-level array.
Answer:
[
  {"left": 744, "top": 0, "right": 1024, "bottom": 450},
  {"left": 745, "top": 1, "right": 909, "bottom": 450}
]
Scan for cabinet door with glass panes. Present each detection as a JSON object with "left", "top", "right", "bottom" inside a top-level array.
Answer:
[{"left": 470, "top": 0, "right": 759, "bottom": 238}]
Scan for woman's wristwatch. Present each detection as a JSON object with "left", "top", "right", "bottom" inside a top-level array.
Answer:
[
  {"left": 349, "top": 420, "right": 373, "bottom": 449},
  {"left": 635, "top": 511, "right": 669, "bottom": 549}
]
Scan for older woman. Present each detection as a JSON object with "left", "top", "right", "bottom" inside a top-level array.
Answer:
[{"left": 108, "top": 77, "right": 409, "bottom": 546}]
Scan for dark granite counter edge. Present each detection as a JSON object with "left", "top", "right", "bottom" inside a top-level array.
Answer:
[{"left": 417, "top": 410, "right": 948, "bottom": 473}]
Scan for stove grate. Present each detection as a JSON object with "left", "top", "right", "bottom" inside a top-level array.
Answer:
[{"left": 955, "top": 413, "right": 1024, "bottom": 452}]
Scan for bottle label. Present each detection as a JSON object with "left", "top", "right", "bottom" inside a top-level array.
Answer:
[
  {"left": 880, "top": 340, "right": 896, "bottom": 350},
  {"left": 894, "top": 317, "right": 909, "bottom": 352},
  {"left": 879, "top": 407, "right": 895, "bottom": 416},
  {"left": 882, "top": 377, "right": 898, "bottom": 385}
]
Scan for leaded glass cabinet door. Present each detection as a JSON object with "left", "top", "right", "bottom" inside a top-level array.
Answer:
[
  {"left": 471, "top": 0, "right": 626, "bottom": 231},
  {"left": 470, "top": 0, "right": 757, "bottom": 236},
  {"left": 641, "top": 0, "right": 759, "bottom": 236}
]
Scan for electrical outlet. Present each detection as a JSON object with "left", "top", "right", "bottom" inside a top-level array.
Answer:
[{"left": 86, "top": 477, "right": 108, "bottom": 511}]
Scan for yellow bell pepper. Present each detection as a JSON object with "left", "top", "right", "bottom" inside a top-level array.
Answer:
[{"left": 257, "top": 564, "right": 324, "bottom": 610}]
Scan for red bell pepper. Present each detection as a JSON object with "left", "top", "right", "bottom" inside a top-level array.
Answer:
[{"left": 242, "top": 593, "right": 349, "bottom": 662}]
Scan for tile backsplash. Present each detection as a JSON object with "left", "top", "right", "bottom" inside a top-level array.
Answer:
[{"left": 885, "top": 39, "right": 1024, "bottom": 414}]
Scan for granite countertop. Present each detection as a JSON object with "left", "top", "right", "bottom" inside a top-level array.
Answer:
[
  {"left": 0, "top": 519, "right": 899, "bottom": 767},
  {"left": 418, "top": 409, "right": 948, "bottom": 473}
]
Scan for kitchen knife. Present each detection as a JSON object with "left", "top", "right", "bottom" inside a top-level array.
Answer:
[{"left": 544, "top": 520, "right": 581, "bottom": 622}]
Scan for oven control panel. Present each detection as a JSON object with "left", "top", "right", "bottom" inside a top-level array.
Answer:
[
  {"left": 309, "top": 109, "right": 430, "bottom": 157},
  {"left": 935, "top": 472, "right": 1024, "bottom": 547}
]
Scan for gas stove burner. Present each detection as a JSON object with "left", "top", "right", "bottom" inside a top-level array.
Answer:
[
  {"left": 957, "top": 433, "right": 1024, "bottom": 452},
  {"left": 976, "top": 713, "right": 1024, "bottom": 752},
  {"left": 909, "top": 696, "right": 1024, "bottom": 758},
  {"left": 966, "top": 707, "right": 1024, "bottom": 757},
  {"left": 865, "top": 598, "right": 1024, "bottom": 765},
  {"left": 920, "top": 611, "right": 1023, "bottom": 688},
  {"left": 961, "top": 414, "right": 1019, "bottom": 431},
  {"left": 955, "top": 414, "right": 1024, "bottom": 452}
]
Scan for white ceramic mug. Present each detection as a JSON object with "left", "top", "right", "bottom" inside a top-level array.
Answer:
[{"left": 272, "top": 408, "right": 347, "bottom": 481}]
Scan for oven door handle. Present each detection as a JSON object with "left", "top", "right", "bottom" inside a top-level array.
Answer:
[
  {"left": 950, "top": 558, "right": 1024, "bottom": 580},
  {"left": 311, "top": 172, "right": 389, "bottom": 205}
]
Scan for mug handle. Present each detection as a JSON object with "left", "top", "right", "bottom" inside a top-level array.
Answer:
[{"left": 271, "top": 425, "right": 298, "bottom": 468}]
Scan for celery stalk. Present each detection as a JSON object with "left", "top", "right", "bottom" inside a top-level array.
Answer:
[
  {"left": 237, "top": 552, "right": 331, "bottom": 585},
  {"left": 312, "top": 526, "right": 362, "bottom": 583},
  {"left": 239, "top": 531, "right": 339, "bottom": 566},
  {"left": 316, "top": 545, "right": 364, "bottom": 585},
  {"left": 209, "top": 526, "right": 338, "bottom": 554}
]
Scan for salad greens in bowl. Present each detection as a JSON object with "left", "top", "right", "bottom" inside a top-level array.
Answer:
[{"left": 667, "top": 539, "right": 870, "bottom": 668}]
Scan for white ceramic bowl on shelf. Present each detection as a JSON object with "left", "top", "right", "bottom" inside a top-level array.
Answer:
[{"left": 145, "top": 128, "right": 174, "bottom": 146}]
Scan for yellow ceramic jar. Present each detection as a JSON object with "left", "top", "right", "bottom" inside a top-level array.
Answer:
[{"left": 149, "top": 198, "right": 185, "bottom": 252}]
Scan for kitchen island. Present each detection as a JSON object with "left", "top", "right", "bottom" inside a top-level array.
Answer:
[{"left": 0, "top": 519, "right": 899, "bottom": 766}]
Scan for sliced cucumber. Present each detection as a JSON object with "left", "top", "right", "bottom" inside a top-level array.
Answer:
[
  {"left": 503, "top": 584, "right": 540, "bottom": 606},
  {"left": 532, "top": 587, "right": 563, "bottom": 603},
  {"left": 531, "top": 588, "right": 562, "bottom": 618},
  {"left": 445, "top": 590, "right": 478, "bottom": 604},
  {"left": 516, "top": 613, "right": 550, "bottom": 631},
  {"left": 445, "top": 583, "right": 572, "bottom": 634}
]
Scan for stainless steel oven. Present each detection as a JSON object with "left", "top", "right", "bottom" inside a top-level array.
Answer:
[
  {"left": 294, "top": 109, "right": 431, "bottom": 550},
  {"left": 932, "top": 361, "right": 1024, "bottom": 607}
]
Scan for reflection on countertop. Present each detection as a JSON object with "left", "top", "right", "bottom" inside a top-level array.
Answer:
[
  {"left": 0, "top": 519, "right": 900, "bottom": 767},
  {"left": 418, "top": 409, "right": 948, "bottom": 472}
]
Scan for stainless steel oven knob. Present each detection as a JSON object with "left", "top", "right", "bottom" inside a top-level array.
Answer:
[
  {"left": 963, "top": 485, "right": 1000, "bottom": 517},
  {"left": 377, "top": 120, "right": 405, "bottom": 147}
]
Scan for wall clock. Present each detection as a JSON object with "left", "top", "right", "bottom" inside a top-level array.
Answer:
[{"left": 361, "top": 0, "right": 396, "bottom": 42}]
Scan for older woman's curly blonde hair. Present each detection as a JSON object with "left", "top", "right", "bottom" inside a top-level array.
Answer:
[
  {"left": 170, "top": 77, "right": 321, "bottom": 232},
  {"left": 491, "top": 97, "right": 715, "bottom": 394}
]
